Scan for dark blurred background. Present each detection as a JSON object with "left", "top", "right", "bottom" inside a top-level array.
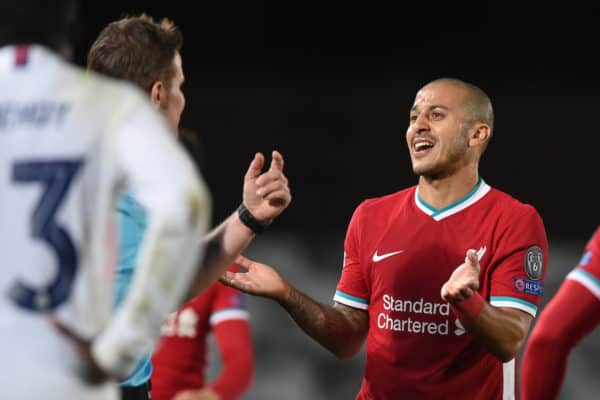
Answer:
[
  {"left": 75, "top": 1, "right": 598, "bottom": 398},
  {"left": 75, "top": 0, "right": 598, "bottom": 240}
]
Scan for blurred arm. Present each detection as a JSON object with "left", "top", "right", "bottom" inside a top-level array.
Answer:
[
  {"left": 91, "top": 100, "right": 210, "bottom": 378},
  {"left": 186, "top": 213, "right": 254, "bottom": 299},
  {"left": 209, "top": 319, "right": 254, "bottom": 400},
  {"left": 521, "top": 279, "right": 600, "bottom": 400}
]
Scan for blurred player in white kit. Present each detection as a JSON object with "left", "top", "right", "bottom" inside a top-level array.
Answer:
[{"left": 0, "top": 0, "right": 211, "bottom": 398}]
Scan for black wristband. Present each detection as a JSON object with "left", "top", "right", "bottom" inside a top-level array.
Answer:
[{"left": 237, "top": 203, "right": 271, "bottom": 234}]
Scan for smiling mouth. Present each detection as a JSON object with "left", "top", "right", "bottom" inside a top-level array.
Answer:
[{"left": 413, "top": 139, "right": 434, "bottom": 156}]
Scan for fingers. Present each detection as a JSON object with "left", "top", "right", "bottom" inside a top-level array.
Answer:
[
  {"left": 245, "top": 152, "right": 265, "bottom": 180},
  {"left": 242, "top": 150, "right": 290, "bottom": 221},
  {"left": 255, "top": 171, "right": 291, "bottom": 211},
  {"left": 220, "top": 272, "right": 254, "bottom": 294},
  {"left": 256, "top": 168, "right": 288, "bottom": 188},
  {"left": 219, "top": 271, "right": 235, "bottom": 286},
  {"left": 441, "top": 282, "right": 475, "bottom": 303},
  {"left": 257, "top": 151, "right": 287, "bottom": 184},
  {"left": 265, "top": 189, "right": 292, "bottom": 208},
  {"left": 255, "top": 177, "right": 289, "bottom": 213},
  {"left": 465, "top": 249, "right": 478, "bottom": 264},
  {"left": 459, "top": 287, "right": 473, "bottom": 299},
  {"left": 268, "top": 150, "right": 284, "bottom": 172},
  {"left": 235, "top": 254, "right": 254, "bottom": 269},
  {"left": 442, "top": 289, "right": 472, "bottom": 303},
  {"left": 465, "top": 249, "right": 481, "bottom": 274},
  {"left": 256, "top": 179, "right": 289, "bottom": 198},
  {"left": 219, "top": 271, "right": 244, "bottom": 289},
  {"left": 247, "top": 151, "right": 284, "bottom": 180},
  {"left": 440, "top": 283, "right": 449, "bottom": 301}
]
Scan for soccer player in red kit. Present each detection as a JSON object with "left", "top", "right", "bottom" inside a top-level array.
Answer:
[
  {"left": 222, "top": 78, "right": 549, "bottom": 399},
  {"left": 151, "top": 264, "right": 254, "bottom": 400},
  {"left": 521, "top": 226, "right": 600, "bottom": 399}
]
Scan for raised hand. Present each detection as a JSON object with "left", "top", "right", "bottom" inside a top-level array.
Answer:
[
  {"left": 441, "top": 249, "right": 481, "bottom": 303},
  {"left": 242, "top": 150, "right": 291, "bottom": 223},
  {"left": 220, "top": 255, "right": 290, "bottom": 302}
]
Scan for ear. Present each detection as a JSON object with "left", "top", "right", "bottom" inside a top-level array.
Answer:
[
  {"left": 468, "top": 123, "right": 491, "bottom": 147},
  {"left": 148, "top": 80, "right": 164, "bottom": 108}
]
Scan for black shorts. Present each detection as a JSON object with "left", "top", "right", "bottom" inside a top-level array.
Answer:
[{"left": 120, "top": 380, "right": 151, "bottom": 400}]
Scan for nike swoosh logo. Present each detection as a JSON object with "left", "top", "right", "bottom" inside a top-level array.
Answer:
[{"left": 372, "top": 250, "right": 404, "bottom": 262}]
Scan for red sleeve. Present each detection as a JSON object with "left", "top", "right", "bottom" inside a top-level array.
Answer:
[
  {"left": 208, "top": 319, "right": 254, "bottom": 400},
  {"left": 521, "top": 280, "right": 600, "bottom": 399},
  {"left": 570, "top": 227, "right": 600, "bottom": 283},
  {"left": 206, "top": 277, "right": 254, "bottom": 400},
  {"left": 489, "top": 205, "right": 549, "bottom": 317},
  {"left": 334, "top": 203, "right": 369, "bottom": 310},
  {"left": 209, "top": 265, "right": 250, "bottom": 326},
  {"left": 521, "top": 227, "right": 600, "bottom": 400}
]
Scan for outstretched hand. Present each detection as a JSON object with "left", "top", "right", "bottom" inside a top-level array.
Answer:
[
  {"left": 441, "top": 249, "right": 481, "bottom": 303},
  {"left": 242, "top": 150, "right": 291, "bottom": 223},
  {"left": 220, "top": 255, "right": 290, "bottom": 302}
]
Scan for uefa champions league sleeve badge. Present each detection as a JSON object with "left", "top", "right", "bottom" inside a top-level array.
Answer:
[{"left": 524, "top": 246, "right": 544, "bottom": 280}]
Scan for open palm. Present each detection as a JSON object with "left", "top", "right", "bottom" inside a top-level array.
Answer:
[{"left": 220, "top": 255, "right": 289, "bottom": 301}]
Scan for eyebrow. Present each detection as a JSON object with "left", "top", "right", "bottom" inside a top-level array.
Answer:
[{"left": 410, "top": 104, "right": 450, "bottom": 113}]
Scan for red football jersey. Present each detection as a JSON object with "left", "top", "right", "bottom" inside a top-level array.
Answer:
[
  {"left": 521, "top": 226, "right": 600, "bottom": 399},
  {"left": 151, "top": 276, "right": 249, "bottom": 400},
  {"left": 334, "top": 180, "right": 548, "bottom": 399}
]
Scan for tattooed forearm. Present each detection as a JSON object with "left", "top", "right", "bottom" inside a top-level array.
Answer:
[{"left": 279, "top": 287, "right": 368, "bottom": 358}]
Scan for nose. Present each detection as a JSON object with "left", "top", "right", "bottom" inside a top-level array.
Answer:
[{"left": 409, "top": 113, "right": 429, "bottom": 134}]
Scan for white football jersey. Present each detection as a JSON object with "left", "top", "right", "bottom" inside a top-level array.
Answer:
[{"left": 0, "top": 45, "right": 211, "bottom": 399}]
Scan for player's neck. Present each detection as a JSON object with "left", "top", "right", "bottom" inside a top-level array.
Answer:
[{"left": 417, "top": 169, "right": 480, "bottom": 210}]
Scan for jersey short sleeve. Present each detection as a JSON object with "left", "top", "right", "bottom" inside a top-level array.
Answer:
[
  {"left": 565, "top": 227, "right": 600, "bottom": 300},
  {"left": 489, "top": 205, "right": 549, "bottom": 317},
  {"left": 209, "top": 264, "right": 250, "bottom": 326},
  {"left": 334, "top": 203, "right": 369, "bottom": 310}
]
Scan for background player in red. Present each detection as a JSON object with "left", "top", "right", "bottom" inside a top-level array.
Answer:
[
  {"left": 150, "top": 131, "right": 254, "bottom": 400},
  {"left": 222, "top": 78, "right": 549, "bottom": 399},
  {"left": 151, "top": 264, "right": 254, "bottom": 400},
  {"left": 521, "top": 226, "right": 600, "bottom": 399}
]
